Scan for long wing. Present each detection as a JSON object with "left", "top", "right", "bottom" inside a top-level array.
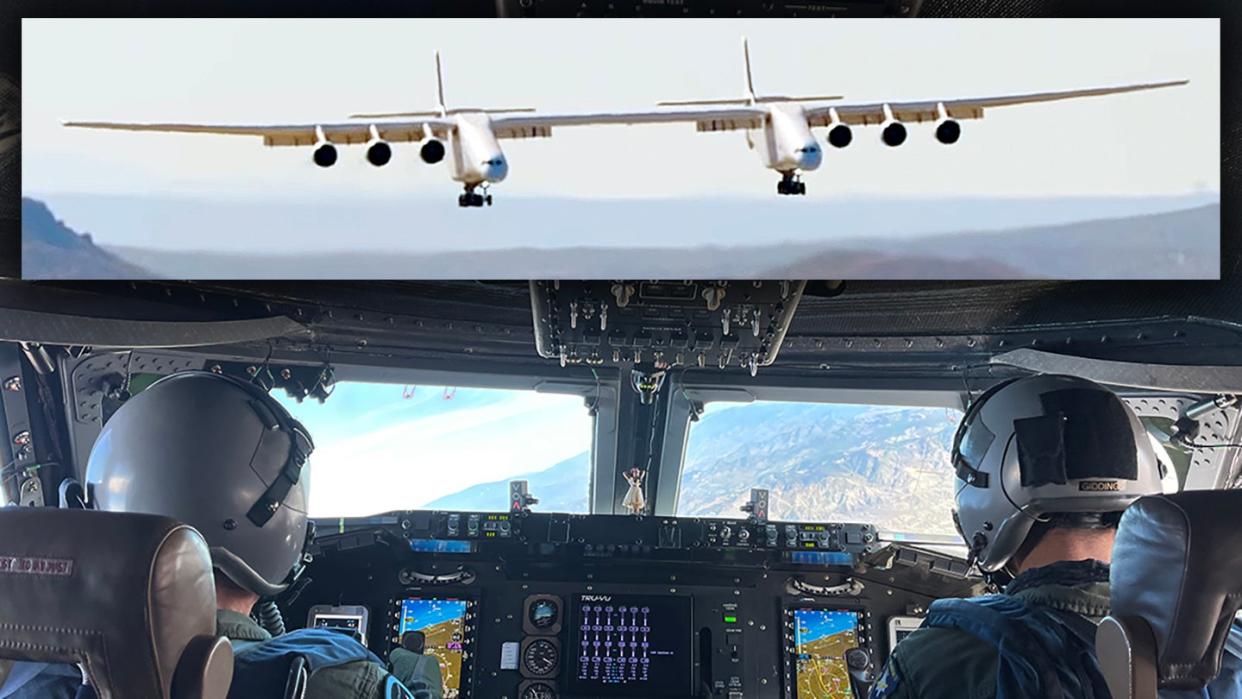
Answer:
[
  {"left": 62, "top": 119, "right": 455, "bottom": 145},
  {"left": 488, "top": 107, "right": 766, "bottom": 139},
  {"left": 804, "top": 80, "right": 1188, "bottom": 127}
]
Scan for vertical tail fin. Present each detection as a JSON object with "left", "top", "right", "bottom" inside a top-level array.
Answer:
[
  {"left": 434, "top": 50, "right": 447, "bottom": 116},
  {"left": 742, "top": 37, "right": 757, "bottom": 104}
]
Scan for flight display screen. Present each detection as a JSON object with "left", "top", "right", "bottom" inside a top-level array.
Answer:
[
  {"left": 397, "top": 598, "right": 470, "bottom": 699},
  {"left": 311, "top": 613, "right": 365, "bottom": 644},
  {"left": 566, "top": 594, "right": 692, "bottom": 697},
  {"left": 791, "top": 609, "right": 862, "bottom": 699}
]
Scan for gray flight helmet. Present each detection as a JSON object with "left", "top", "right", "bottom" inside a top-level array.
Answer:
[
  {"left": 86, "top": 370, "right": 313, "bottom": 597},
  {"left": 951, "top": 374, "right": 1163, "bottom": 574}
]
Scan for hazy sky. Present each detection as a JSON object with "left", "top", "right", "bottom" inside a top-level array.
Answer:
[
  {"left": 23, "top": 18, "right": 1219, "bottom": 201},
  {"left": 276, "top": 383, "right": 593, "bottom": 517}
]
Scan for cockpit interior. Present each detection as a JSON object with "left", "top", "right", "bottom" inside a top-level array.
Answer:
[{"left": 0, "top": 276, "right": 1239, "bottom": 698}]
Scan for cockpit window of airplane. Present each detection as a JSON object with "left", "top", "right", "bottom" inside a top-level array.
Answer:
[
  {"left": 680, "top": 402, "right": 963, "bottom": 538},
  {"left": 275, "top": 383, "right": 596, "bottom": 517}
]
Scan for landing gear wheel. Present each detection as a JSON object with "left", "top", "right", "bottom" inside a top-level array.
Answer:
[
  {"left": 460, "top": 186, "right": 489, "bottom": 208},
  {"left": 778, "top": 173, "right": 806, "bottom": 196}
]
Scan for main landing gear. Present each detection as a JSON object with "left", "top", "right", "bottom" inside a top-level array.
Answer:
[
  {"left": 458, "top": 183, "right": 493, "bottom": 208},
  {"left": 777, "top": 172, "right": 806, "bottom": 196}
]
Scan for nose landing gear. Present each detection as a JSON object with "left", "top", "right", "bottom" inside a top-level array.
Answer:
[
  {"left": 777, "top": 172, "right": 806, "bottom": 196},
  {"left": 457, "top": 183, "right": 494, "bottom": 208}
]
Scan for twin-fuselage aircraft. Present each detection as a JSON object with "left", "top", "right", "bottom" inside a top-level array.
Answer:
[{"left": 65, "top": 40, "right": 1187, "bottom": 207}]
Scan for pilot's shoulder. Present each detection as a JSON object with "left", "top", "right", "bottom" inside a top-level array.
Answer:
[{"left": 885, "top": 626, "right": 999, "bottom": 699}]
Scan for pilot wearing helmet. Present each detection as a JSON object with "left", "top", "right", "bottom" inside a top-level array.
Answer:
[
  {"left": 869, "top": 374, "right": 1167, "bottom": 699},
  {"left": 0, "top": 371, "right": 443, "bottom": 699}
]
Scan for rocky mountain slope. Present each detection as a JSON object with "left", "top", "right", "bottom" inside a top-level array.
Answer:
[
  {"left": 428, "top": 402, "right": 961, "bottom": 536},
  {"left": 21, "top": 198, "right": 153, "bottom": 278}
]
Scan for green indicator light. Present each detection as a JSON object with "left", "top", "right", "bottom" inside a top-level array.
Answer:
[{"left": 724, "top": 615, "right": 738, "bottom": 623}]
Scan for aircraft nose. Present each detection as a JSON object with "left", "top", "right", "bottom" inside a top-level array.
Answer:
[
  {"left": 797, "top": 143, "right": 823, "bottom": 171},
  {"left": 483, "top": 156, "right": 508, "bottom": 183}
]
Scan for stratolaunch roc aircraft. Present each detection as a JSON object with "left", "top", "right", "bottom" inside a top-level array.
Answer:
[{"left": 64, "top": 40, "right": 1187, "bottom": 206}]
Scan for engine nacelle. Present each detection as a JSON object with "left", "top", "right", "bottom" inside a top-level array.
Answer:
[
  {"left": 420, "top": 139, "right": 446, "bottom": 164},
  {"left": 828, "top": 124, "right": 853, "bottom": 149},
  {"left": 313, "top": 142, "right": 338, "bottom": 168},
  {"left": 881, "top": 122, "right": 907, "bottom": 147},
  {"left": 935, "top": 119, "right": 962, "bottom": 145},
  {"left": 366, "top": 140, "right": 392, "bottom": 167}
]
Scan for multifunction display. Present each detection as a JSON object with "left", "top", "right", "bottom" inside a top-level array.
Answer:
[
  {"left": 791, "top": 609, "right": 862, "bottom": 699},
  {"left": 567, "top": 594, "right": 693, "bottom": 696}
]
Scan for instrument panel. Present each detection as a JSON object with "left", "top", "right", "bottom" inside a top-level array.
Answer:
[{"left": 292, "top": 511, "right": 977, "bottom": 699}]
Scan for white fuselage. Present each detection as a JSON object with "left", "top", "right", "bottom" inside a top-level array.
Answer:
[
  {"left": 448, "top": 113, "right": 509, "bottom": 185},
  {"left": 750, "top": 103, "right": 822, "bottom": 174}
]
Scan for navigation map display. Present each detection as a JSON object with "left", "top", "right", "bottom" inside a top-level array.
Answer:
[
  {"left": 398, "top": 598, "right": 469, "bottom": 698},
  {"left": 567, "top": 594, "right": 692, "bottom": 697},
  {"left": 791, "top": 609, "right": 862, "bottom": 699}
]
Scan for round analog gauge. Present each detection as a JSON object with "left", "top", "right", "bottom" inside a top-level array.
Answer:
[
  {"left": 522, "top": 638, "right": 559, "bottom": 677},
  {"left": 520, "top": 682, "right": 556, "bottom": 699},
  {"left": 528, "top": 599, "right": 560, "bottom": 629}
]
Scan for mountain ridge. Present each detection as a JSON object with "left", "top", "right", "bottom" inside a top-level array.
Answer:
[
  {"left": 425, "top": 402, "right": 960, "bottom": 536},
  {"left": 21, "top": 197, "right": 154, "bottom": 279},
  {"left": 88, "top": 202, "right": 1215, "bottom": 279}
]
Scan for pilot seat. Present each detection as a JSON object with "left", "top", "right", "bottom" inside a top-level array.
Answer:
[{"left": 0, "top": 508, "right": 233, "bottom": 699}]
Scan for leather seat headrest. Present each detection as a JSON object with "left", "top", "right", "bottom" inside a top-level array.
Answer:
[
  {"left": 1110, "top": 491, "right": 1242, "bottom": 689},
  {"left": 0, "top": 508, "right": 219, "bottom": 699}
]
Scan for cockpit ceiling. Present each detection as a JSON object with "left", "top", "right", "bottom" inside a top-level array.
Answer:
[{"left": 0, "top": 277, "right": 1239, "bottom": 376}]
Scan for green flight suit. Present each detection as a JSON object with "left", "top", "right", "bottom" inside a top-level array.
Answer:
[
  {"left": 217, "top": 609, "right": 444, "bottom": 699},
  {"left": 871, "top": 571, "right": 1110, "bottom": 699}
]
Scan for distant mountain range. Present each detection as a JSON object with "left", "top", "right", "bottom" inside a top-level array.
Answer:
[
  {"left": 771, "top": 203, "right": 1220, "bottom": 279},
  {"left": 21, "top": 198, "right": 153, "bottom": 279},
  {"left": 18, "top": 193, "right": 1219, "bottom": 279},
  {"left": 426, "top": 402, "right": 960, "bottom": 536},
  {"left": 426, "top": 452, "right": 592, "bottom": 513},
  {"left": 678, "top": 403, "right": 959, "bottom": 535}
]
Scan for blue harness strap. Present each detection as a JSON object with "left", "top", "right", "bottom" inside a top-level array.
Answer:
[
  {"left": 923, "top": 595, "right": 1110, "bottom": 699},
  {"left": 227, "top": 628, "right": 383, "bottom": 699}
]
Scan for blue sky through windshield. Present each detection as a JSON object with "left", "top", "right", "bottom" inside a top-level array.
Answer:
[{"left": 276, "top": 383, "right": 594, "bottom": 516}]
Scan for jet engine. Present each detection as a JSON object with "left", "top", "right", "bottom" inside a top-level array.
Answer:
[
  {"left": 420, "top": 139, "right": 446, "bottom": 164},
  {"left": 366, "top": 140, "right": 392, "bottom": 166},
  {"left": 935, "top": 119, "right": 962, "bottom": 145},
  {"left": 828, "top": 124, "right": 853, "bottom": 149},
  {"left": 881, "top": 121, "right": 907, "bottom": 147},
  {"left": 313, "top": 142, "right": 338, "bottom": 168}
]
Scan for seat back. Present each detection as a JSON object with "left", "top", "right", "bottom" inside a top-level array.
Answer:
[
  {"left": 1098, "top": 491, "right": 1242, "bottom": 698},
  {"left": 0, "top": 508, "right": 233, "bottom": 699}
]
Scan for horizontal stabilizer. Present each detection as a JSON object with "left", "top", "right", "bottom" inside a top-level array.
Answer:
[
  {"left": 658, "top": 95, "right": 843, "bottom": 108},
  {"left": 446, "top": 107, "right": 537, "bottom": 115},
  {"left": 755, "top": 94, "right": 844, "bottom": 104},
  {"left": 349, "top": 107, "right": 537, "bottom": 119},
  {"left": 348, "top": 110, "right": 444, "bottom": 119},
  {"left": 658, "top": 98, "right": 755, "bottom": 107}
]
